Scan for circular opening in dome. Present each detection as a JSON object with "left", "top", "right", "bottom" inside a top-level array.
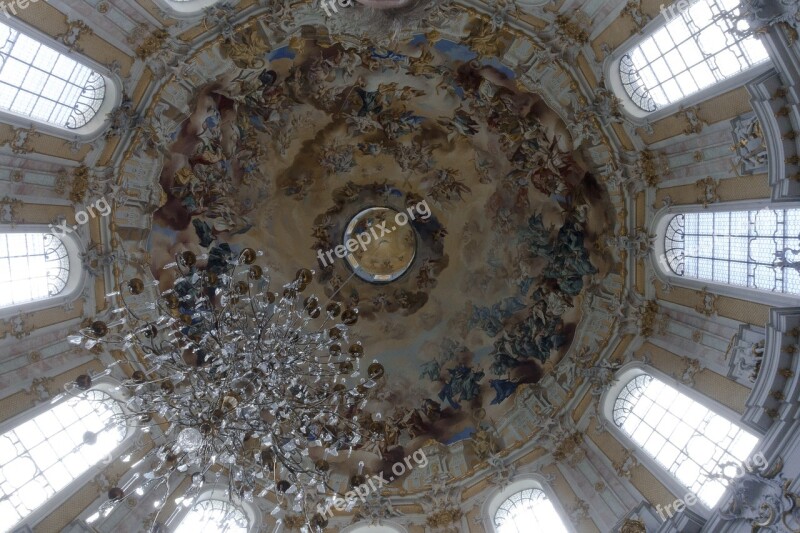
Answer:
[{"left": 343, "top": 206, "right": 416, "bottom": 284}]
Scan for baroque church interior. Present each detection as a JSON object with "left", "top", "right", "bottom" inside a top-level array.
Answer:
[{"left": 0, "top": 0, "right": 799, "bottom": 531}]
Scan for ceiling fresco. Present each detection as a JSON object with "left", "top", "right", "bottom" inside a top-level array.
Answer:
[{"left": 147, "top": 25, "right": 617, "bottom": 473}]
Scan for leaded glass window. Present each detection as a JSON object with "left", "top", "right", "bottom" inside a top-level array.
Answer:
[
  {"left": 619, "top": 0, "right": 769, "bottom": 111},
  {"left": 494, "top": 488, "right": 569, "bottom": 533},
  {"left": 614, "top": 374, "right": 758, "bottom": 507},
  {"left": 0, "top": 390, "right": 126, "bottom": 528},
  {"left": 0, "top": 232, "right": 70, "bottom": 308},
  {"left": 0, "top": 22, "right": 106, "bottom": 129},
  {"left": 174, "top": 499, "right": 249, "bottom": 533},
  {"left": 664, "top": 209, "right": 800, "bottom": 294}
]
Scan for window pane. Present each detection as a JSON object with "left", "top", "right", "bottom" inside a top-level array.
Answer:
[
  {"left": 619, "top": 0, "right": 769, "bottom": 111},
  {"left": 614, "top": 374, "right": 759, "bottom": 507},
  {"left": 494, "top": 488, "right": 569, "bottom": 533},
  {"left": 0, "top": 22, "right": 105, "bottom": 129},
  {"left": 0, "top": 232, "right": 70, "bottom": 308},
  {"left": 664, "top": 209, "right": 800, "bottom": 294},
  {"left": 174, "top": 499, "right": 249, "bottom": 533},
  {"left": 0, "top": 391, "right": 126, "bottom": 530}
]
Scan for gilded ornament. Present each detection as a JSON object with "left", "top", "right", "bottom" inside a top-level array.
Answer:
[
  {"left": 70, "top": 165, "right": 91, "bottom": 204},
  {"left": 555, "top": 13, "right": 589, "bottom": 45},
  {"left": 636, "top": 150, "right": 665, "bottom": 187},
  {"left": 637, "top": 300, "right": 660, "bottom": 338},
  {"left": 0, "top": 126, "right": 37, "bottom": 154},
  {"left": 552, "top": 431, "right": 584, "bottom": 462},
  {"left": 620, "top": 518, "right": 647, "bottom": 533},
  {"left": 0, "top": 196, "right": 24, "bottom": 226},
  {"left": 694, "top": 288, "right": 718, "bottom": 317},
  {"left": 56, "top": 20, "right": 92, "bottom": 52},
  {"left": 136, "top": 29, "right": 169, "bottom": 60},
  {"left": 425, "top": 508, "right": 462, "bottom": 527},
  {"left": 677, "top": 106, "right": 706, "bottom": 135}
]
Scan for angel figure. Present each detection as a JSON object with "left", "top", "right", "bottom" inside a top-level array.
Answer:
[
  {"left": 224, "top": 28, "right": 269, "bottom": 69},
  {"left": 407, "top": 46, "right": 439, "bottom": 78}
]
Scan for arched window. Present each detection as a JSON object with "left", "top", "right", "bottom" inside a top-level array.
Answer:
[
  {"left": 0, "top": 231, "right": 70, "bottom": 309},
  {"left": 0, "top": 390, "right": 126, "bottom": 529},
  {"left": 619, "top": 0, "right": 769, "bottom": 112},
  {"left": 158, "top": 0, "right": 221, "bottom": 15},
  {"left": 0, "top": 21, "right": 106, "bottom": 130},
  {"left": 613, "top": 373, "right": 758, "bottom": 507},
  {"left": 662, "top": 209, "right": 800, "bottom": 295},
  {"left": 494, "top": 488, "right": 570, "bottom": 533},
  {"left": 173, "top": 499, "right": 249, "bottom": 533}
]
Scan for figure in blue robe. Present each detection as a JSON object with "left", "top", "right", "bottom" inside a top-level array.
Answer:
[
  {"left": 438, "top": 365, "right": 485, "bottom": 409},
  {"left": 490, "top": 379, "right": 519, "bottom": 404}
]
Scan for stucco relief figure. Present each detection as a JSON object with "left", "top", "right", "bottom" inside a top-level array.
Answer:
[{"left": 470, "top": 423, "right": 499, "bottom": 460}]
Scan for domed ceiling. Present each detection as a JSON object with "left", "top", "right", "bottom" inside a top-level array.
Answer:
[{"left": 144, "top": 16, "right": 619, "bottom": 475}]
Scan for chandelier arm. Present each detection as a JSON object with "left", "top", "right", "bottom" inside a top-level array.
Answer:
[{"left": 115, "top": 289, "right": 150, "bottom": 324}]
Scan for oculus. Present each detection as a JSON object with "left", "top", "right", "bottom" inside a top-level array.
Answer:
[{"left": 343, "top": 206, "right": 417, "bottom": 284}]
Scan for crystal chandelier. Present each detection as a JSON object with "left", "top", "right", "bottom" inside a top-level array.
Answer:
[{"left": 66, "top": 247, "right": 385, "bottom": 531}]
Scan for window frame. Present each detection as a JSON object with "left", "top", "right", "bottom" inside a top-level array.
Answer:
[
  {"left": 0, "top": 17, "right": 120, "bottom": 140},
  {"left": 0, "top": 379, "right": 136, "bottom": 531},
  {"left": 480, "top": 475, "right": 575, "bottom": 533},
  {"left": 604, "top": 1, "right": 773, "bottom": 123},
  {"left": 601, "top": 363, "right": 763, "bottom": 518},
  {"left": 0, "top": 224, "right": 87, "bottom": 319},
  {"left": 649, "top": 200, "right": 800, "bottom": 307}
]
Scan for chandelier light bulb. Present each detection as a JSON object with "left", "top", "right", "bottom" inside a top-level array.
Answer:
[{"left": 177, "top": 427, "right": 203, "bottom": 452}]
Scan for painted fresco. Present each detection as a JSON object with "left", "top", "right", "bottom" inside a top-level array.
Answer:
[{"left": 149, "top": 30, "right": 616, "bottom": 463}]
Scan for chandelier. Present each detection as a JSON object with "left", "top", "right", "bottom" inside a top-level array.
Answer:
[{"left": 66, "top": 247, "right": 385, "bottom": 531}]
